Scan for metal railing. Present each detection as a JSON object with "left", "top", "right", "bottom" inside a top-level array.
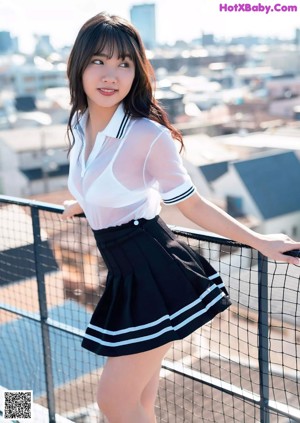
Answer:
[{"left": 0, "top": 195, "right": 299, "bottom": 423}]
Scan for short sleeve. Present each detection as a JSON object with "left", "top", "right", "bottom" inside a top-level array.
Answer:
[{"left": 144, "top": 129, "right": 196, "bottom": 205}]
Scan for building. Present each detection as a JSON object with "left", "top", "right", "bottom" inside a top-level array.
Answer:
[
  {"left": 0, "top": 31, "right": 13, "bottom": 54},
  {"left": 200, "top": 151, "right": 300, "bottom": 238},
  {"left": 34, "top": 34, "right": 55, "bottom": 57},
  {"left": 202, "top": 33, "right": 215, "bottom": 47},
  {"left": 1, "top": 55, "right": 67, "bottom": 97},
  {"left": 12, "top": 58, "right": 67, "bottom": 96},
  {"left": 261, "top": 45, "right": 300, "bottom": 74},
  {"left": 295, "top": 28, "right": 300, "bottom": 47},
  {"left": 0, "top": 125, "right": 68, "bottom": 196},
  {"left": 130, "top": 3, "right": 156, "bottom": 50}
]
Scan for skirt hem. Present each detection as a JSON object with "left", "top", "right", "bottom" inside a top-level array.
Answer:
[{"left": 81, "top": 295, "right": 231, "bottom": 357}]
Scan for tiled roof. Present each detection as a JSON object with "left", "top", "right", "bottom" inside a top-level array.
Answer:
[
  {"left": 233, "top": 151, "right": 300, "bottom": 219},
  {"left": 199, "top": 161, "right": 229, "bottom": 182}
]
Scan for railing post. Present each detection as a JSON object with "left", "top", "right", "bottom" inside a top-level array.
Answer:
[
  {"left": 257, "top": 252, "right": 270, "bottom": 423},
  {"left": 31, "top": 207, "right": 56, "bottom": 423}
]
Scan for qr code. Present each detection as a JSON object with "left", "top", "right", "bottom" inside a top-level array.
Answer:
[{"left": 3, "top": 390, "right": 32, "bottom": 420}]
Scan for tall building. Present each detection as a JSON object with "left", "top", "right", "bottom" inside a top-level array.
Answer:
[
  {"left": 34, "top": 34, "right": 54, "bottom": 57},
  {"left": 0, "top": 31, "right": 13, "bottom": 54},
  {"left": 130, "top": 3, "right": 156, "bottom": 50},
  {"left": 202, "top": 33, "right": 215, "bottom": 46},
  {"left": 295, "top": 28, "right": 300, "bottom": 47}
]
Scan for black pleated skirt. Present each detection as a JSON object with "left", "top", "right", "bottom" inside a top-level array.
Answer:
[{"left": 81, "top": 216, "right": 231, "bottom": 356}]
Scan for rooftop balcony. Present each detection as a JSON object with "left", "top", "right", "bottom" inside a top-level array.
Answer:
[{"left": 0, "top": 195, "right": 299, "bottom": 423}]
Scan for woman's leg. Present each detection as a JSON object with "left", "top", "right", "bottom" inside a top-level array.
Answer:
[
  {"left": 140, "top": 366, "right": 161, "bottom": 422},
  {"left": 97, "top": 342, "right": 171, "bottom": 423}
]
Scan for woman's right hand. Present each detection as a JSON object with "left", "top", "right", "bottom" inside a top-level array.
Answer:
[{"left": 61, "top": 200, "right": 84, "bottom": 220}]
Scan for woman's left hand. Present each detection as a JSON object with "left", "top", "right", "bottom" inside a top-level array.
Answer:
[
  {"left": 254, "top": 233, "right": 300, "bottom": 265},
  {"left": 61, "top": 200, "right": 84, "bottom": 220}
]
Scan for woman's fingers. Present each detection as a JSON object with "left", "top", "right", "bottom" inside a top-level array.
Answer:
[{"left": 61, "top": 200, "right": 82, "bottom": 220}]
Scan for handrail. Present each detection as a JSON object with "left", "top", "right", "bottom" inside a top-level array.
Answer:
[{"left": 1, "top": 195, "right": 299, "bottom": 423}]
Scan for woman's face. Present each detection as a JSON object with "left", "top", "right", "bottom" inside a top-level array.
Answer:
[{"left": 82, "top": 46, "right": 135, "bottom": 113}]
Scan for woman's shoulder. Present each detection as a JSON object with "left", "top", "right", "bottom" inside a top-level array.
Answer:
[{"left": 130, "top": 116, "right": 169, "bottom": 140}]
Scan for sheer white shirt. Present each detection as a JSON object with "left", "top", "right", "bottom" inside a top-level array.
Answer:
[{"left": 68, "top": 103, "right": 196, "bottom": 230}]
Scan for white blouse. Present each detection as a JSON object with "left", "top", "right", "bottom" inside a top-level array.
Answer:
[{"left": 68, "top": 103, "right": 196, "bottom": 230}]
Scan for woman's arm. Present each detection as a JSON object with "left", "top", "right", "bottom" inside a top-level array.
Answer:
[{"left": 176, "top": 193, "right": 300, "bottom": 265}]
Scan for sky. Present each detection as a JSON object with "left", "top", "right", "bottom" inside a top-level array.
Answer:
[{"left": 1, "top": 0, "right": 300, "bottom": 53}]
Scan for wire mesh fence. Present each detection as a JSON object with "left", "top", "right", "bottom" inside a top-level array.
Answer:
[{"left": 0, "top": 196, "right": 299, "bottom": 423}]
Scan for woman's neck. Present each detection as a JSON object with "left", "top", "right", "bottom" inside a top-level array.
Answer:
[
  {"left": 87, "top": 103, "right": 119, "bottom": 134},
  {"left": 84, "top": 103, "right": 120, "bottom": 154}
]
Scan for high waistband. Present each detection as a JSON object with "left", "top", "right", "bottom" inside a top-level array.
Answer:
[{"left": 92, "top": 215, "right": 159, "bottom": 235}]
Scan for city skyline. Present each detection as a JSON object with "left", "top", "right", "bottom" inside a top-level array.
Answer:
[{"left": 1, "top": 0, "right": 300, "bottom": 53}]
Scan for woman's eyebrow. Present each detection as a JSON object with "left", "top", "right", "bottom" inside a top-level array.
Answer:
[{"left": 93, "top": 52, "right": 132, "bottom": 60}]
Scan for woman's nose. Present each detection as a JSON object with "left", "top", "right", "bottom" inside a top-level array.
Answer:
[{"left": 102, "top": 71, "right": 117, "bottom": 83}]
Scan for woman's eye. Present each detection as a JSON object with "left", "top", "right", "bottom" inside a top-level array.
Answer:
[
  {"left": 92, "top": 59, "right": 103, "bottom": 65},
  {"left": 120, "top": 62, "right": 130, "bottom": 68}
]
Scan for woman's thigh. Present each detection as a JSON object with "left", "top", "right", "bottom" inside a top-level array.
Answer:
[{"left": 98, "top": 342, "right": 172, "bottom": 402}]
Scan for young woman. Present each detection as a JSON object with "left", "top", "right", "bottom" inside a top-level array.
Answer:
[{"left": 62, "top": 12, "right": 300, "bottom": 423}]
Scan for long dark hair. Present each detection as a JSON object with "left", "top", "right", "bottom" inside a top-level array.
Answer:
[{"left": 66, "top": 12, "right": 183, "bottom": 153}]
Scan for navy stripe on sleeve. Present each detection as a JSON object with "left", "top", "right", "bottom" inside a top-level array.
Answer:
[{"left": 163, "top": 186, "right": 195, "bottom": 205}]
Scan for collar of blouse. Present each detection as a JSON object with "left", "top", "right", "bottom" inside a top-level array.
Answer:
[{"left": 75, "top": 102, "right": 131, "bottom": 141}]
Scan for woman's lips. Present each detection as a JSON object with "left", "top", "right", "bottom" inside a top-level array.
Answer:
[{"left": 98, "top": 88, "right": 117, "bottom": 96}]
